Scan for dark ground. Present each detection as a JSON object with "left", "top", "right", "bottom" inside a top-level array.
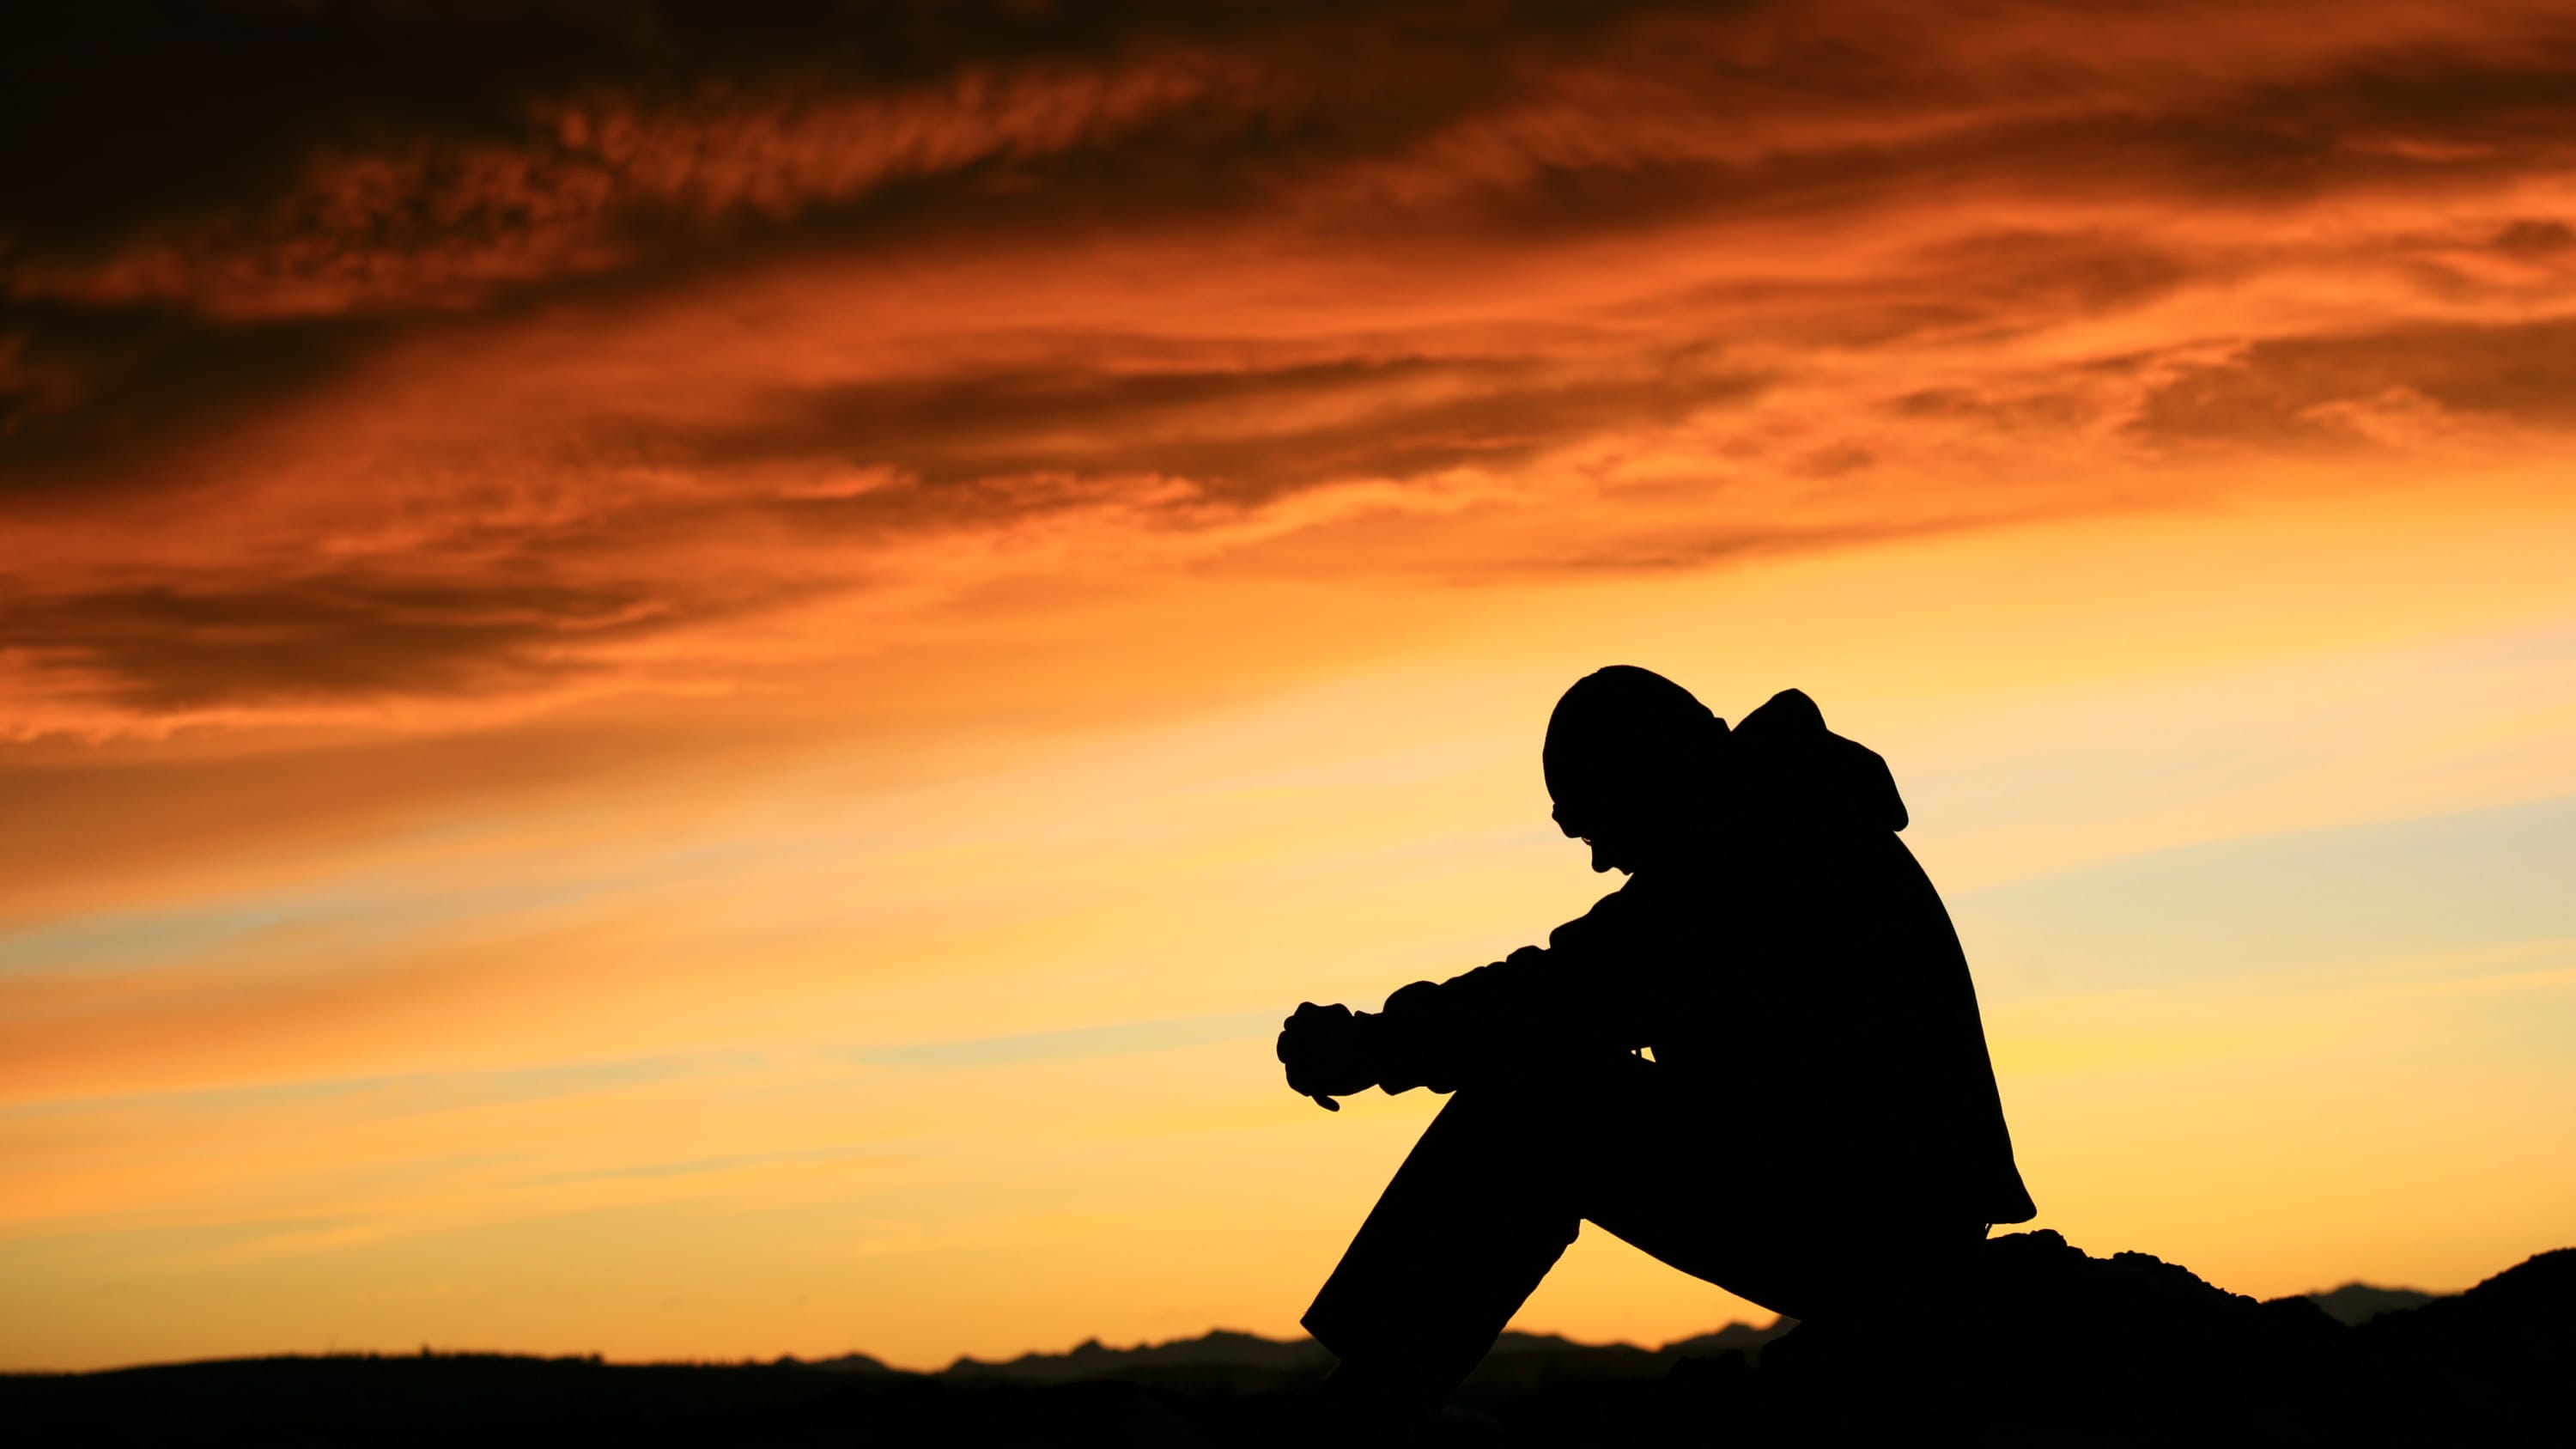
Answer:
[{"left": 5, "top": 1233, "right": 2567, "bottom": 1446}]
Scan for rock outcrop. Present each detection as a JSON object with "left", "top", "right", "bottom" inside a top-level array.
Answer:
[{"left": 1734, "top": 1232, "right": 2571, "bottom": 1446}]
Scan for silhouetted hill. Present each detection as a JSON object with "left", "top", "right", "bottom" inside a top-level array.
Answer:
[
  {"left": 1652, "top": 1318, "right": 1794, "bottom": 1357},
  {"left": 3, "top": 1239, "right": 2565, "bottom": 1446},
  {"left": 2336, "top": 1246, "right": 2576, "bottom": 1443},
  {"left": 1744, "top": 1232, "right": 2567, "bottom": 1445},
  {"left": 781, "top": 1350, "right": 902, "bottom": 1374},
  {"left": 2300, "top": 1282, "right": 2440, "bottom": 1325},
  {"left": 933, "top": 1318, "right": 1793, "bottom": 1387},
  {"left": 945, "top": 1329, "right": 1329, "bottom": 1383}
]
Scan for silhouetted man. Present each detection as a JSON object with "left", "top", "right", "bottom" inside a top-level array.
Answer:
[{"left": 1278, "top": 667, "right": 2035, "bottom": 1424}]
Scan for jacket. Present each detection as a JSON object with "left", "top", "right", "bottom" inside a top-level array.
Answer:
[{"left": 1361, "top": 688, "right": 2038, "bottom": 1227}]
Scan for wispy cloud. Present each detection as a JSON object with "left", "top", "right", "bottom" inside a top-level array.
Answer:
[{"left": 848, "top": 1010, "right": 1277, "bottom": 1068}]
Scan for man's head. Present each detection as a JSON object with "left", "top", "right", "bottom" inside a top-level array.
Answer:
[{"left": 1543, "top": 666, "right": 1726, "bottom": 874}]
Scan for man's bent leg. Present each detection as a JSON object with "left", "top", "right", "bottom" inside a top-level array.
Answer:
[{"left": 1302, "top": 1083, "right": 1596, "bottom": 1412}]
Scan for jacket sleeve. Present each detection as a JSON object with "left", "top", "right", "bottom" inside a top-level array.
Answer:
[{"left": 1359, "top": 887, "right": 1662, "bottom": 1094}]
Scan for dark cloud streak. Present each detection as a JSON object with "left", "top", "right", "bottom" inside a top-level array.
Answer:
[
  {"left": 0, "top": 305, "right": 389, "bottom": 502},
  {"left": 2134, "top": 314, "right": 2576, "bottom": 449},
  {"left": 689, "top": 351, "right": 1767, "bottom": 507},
  {"left": 3, "top": 577, "right": 641, "bottom": 711}
]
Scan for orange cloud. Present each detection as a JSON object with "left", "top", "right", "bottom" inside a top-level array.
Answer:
[{"left": 9, "top": 1, "right": 2576, "bottom": 745}]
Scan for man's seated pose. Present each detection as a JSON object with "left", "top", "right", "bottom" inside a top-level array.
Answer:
[{"left": 1277, "top": 666, "right": 2035, "bottom": 1423}]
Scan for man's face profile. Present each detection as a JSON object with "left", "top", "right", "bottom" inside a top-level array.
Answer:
[{"left": 1552, "top": 794, "right": 1649, "bottom": 875}]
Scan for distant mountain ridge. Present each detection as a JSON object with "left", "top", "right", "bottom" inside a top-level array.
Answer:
[
  {"left": 805, "top": 1283, "right": 2433, "bottom": 1382},
  {"left": 942, "top": 1329, "right": 1327, "bottom": 1382},
  {"left": 810, "top": 1277, "right": 2434, "bottom": 1385},
  {"left": 934, "top": 1318, "right": 1794, "bottom": 1383},
  {"left": 2299, "top": 1282, "right": 2439, "bottom": 1325}
]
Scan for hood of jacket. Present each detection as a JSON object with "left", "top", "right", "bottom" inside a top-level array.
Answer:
[{"left": 1725, "top": 688, "right": 1909, "bottom": 833}]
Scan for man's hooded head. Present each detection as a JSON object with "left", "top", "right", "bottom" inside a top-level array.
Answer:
[{"left": 1543, "top": 666, "right": 1728, "bottom": 864}]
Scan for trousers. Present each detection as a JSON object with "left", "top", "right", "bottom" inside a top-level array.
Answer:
[{"left": 1301, "top": 1054, "right": 1975, "bottom": 1400}]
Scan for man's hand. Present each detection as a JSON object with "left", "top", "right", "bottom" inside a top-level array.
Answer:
[{"left": 1278, "top": 1001, "right": 1377, "bottom": 1111}]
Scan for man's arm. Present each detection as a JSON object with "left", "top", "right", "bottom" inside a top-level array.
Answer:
[{"left": 1279, "top": 887, "right": 1661, "bottom": 1105}]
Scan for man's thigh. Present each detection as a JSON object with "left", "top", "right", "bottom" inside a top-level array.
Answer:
[{"left": 1565, "top": 1065, "right": 1849, "bottom": 1317}]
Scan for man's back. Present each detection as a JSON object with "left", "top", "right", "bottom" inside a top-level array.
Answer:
[{"left": 1691, "top": 823, "right": 2035, "bottom": 1227}]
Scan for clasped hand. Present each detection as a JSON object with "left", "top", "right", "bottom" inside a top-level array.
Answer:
[{"left": 1277, "top": 1001, "right": 1376, "bottom": 1111}]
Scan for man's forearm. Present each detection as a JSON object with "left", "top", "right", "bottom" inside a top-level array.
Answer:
[{"left": 1367, "top": 946, "right": 1561, "bottom": 1093}]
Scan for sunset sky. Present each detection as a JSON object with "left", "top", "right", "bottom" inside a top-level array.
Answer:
[{"left": 5, "top": 1, "right": 2575, "bottom": 1373}]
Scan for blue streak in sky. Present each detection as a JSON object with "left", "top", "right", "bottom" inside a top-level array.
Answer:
[
  {"left": 1958, "top": 791, "right": 2576, "bottom": 994},
  {"left": 850, "top": 1010, "right": 1279, "bottom": 1068}
]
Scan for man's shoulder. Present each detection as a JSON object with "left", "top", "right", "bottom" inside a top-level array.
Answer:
[
  {"left": 1561, "top": 871, "right": 1701, "bottom": 933},
  {"left": 1542, "top": 881, "right": 1640, "bottom": 948}
]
